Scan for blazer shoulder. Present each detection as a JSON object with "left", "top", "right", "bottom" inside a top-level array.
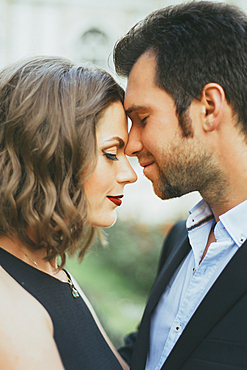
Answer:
[{"left": 157, "top": 220, "right": 187, "bottom": 274}]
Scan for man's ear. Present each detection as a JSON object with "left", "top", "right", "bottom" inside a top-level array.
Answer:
[{"left": 200, "top": 83, "right": 225, "bottom": 132}]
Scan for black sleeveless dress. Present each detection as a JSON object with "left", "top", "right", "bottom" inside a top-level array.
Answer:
[{"left": 0, "top": 247, "right": 123, "bottom": 370}]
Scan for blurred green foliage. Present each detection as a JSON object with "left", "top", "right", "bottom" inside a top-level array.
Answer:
[
  {"left": 101, "top": 220, "right": 167, "bottom": 294},
  {"left": 66, "top": 219, "right": 173, "bottom": 347}
]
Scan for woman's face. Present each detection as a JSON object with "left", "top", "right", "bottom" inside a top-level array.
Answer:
[{"left": 84, "top": 101, "right": 137, "bottom": 227}]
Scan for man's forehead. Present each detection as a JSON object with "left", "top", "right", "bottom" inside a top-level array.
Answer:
[
  {"left": 128, "top": 51, "right": 157, "bottom": 84},
  {"left": 124, "top": 52, "right": 158, "bottom": 112}
]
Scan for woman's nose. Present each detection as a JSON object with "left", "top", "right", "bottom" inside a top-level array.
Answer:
[{"left": 117, "top": 156, "right": 137, "bottom": 184}]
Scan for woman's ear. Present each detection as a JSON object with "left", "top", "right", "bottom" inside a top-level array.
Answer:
[{"left": 200, "top": 83, "right": 225, "bottom": 132}]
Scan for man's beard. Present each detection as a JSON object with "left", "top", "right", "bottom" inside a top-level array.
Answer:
[{"left": 153, "top": 137, "right": 228, "bottom": 208}]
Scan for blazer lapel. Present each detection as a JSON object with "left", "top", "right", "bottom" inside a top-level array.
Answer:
[
  {"left": 131, "top": 232, "right": 191, "bottom": 370},
  {"left": 162, "top": 239, "right": 247, "bottom": 370}
]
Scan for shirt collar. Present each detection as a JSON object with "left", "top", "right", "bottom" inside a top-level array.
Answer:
[
  {"left": 187, "top": 199, "right": 214, "bottom": 232},
  {"left": 187, "top": 198, "right": 247, "bottom": 249},
  {"left": 219, "top": 199, "right": 247, "bottom": 247},
  {"left": 186, "top": 199, "right": 215, "bottom": 266}
]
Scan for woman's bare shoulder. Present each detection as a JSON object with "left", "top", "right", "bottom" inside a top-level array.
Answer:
[{"left": 0, "top": 266, "right": 64, "bottom": 370}]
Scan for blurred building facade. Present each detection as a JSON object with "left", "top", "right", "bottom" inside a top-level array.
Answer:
[{"left": 0, "top": 0, "right": 176, "bottom": 72}]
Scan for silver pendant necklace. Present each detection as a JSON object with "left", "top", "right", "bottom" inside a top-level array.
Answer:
[{"left": 62, "top": 269, "right": 80, "bottom": 298}]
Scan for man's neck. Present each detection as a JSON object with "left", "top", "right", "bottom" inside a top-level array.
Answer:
[{"left": 201, "top": 128, "right": 247, "bottom": 222}]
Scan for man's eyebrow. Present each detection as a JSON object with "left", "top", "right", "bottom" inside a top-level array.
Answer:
[
  {"left": 125, "top": 105, "right": 147, "bottom": 116},
  {"left": 104, "top": 136, "right": 125, "bottom": 149}
]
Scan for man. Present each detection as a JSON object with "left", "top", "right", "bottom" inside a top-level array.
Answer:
[{"left": 114, "top": 1, "right": 247, "bottom": 369}]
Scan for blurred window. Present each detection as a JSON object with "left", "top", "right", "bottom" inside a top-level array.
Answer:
[{"left": 78, "top": 28, "right": 110, "bottom": 67}]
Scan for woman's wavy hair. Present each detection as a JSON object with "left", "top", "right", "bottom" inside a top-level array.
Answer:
[{"left": 0, "top": 56, "right": 124, "bottom": 267}]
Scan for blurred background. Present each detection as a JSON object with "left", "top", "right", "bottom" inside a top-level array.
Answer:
[{"left": 1, "top": 0, "right": 246, "bottom": 347}]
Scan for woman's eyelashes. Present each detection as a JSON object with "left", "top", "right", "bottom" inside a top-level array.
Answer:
[{"left": 103, "top": 150, "right": 119, "bottom": 161}]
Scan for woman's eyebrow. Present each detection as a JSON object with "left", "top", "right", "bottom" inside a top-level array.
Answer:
[{"left": 104, "top": 137, "right": 125, "bottom": 149}]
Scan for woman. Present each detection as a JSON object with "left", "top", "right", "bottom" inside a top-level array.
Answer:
[{"left": 0, "top": 56, "right": 137, "bottom": 369}]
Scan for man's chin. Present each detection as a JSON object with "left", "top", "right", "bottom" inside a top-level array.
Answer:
[
  {"left": 153, "top": 181, "right": 186, "bottom": 200},
  {"left": 152, "top": 183, "right": 167, "bottom": 200}
]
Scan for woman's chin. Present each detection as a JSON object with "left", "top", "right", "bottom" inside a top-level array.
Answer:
[
  {"left": 104, "top": 215, "right": 117, "bottom": 229},
  {"left": 89, "top": 211, "right": 117, "bottom": 228}
]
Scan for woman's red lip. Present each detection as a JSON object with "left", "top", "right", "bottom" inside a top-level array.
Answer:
[{"left": 107, "top": 195, "right": 123, "bottom": 206}]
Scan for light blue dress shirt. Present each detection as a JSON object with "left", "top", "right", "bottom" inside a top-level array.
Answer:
[{"left": 145, "top": 198, "right": 247, "bottom": 370}]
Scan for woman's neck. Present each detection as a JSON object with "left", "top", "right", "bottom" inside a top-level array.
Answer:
[{"left": 0, "top": 233, "right": 65, "bottom": 281}]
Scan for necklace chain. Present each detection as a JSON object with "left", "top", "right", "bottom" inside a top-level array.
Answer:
[
  {"left": 0, "top": 233, "right": 80, "bottom": 298},
  {"left": 1, "top": 233, "right": 39, "bottom": 267}
]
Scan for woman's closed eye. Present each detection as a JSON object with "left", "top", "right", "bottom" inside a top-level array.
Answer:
[{"left": 103, "top": 151, "right": 119, "bottom": 161}]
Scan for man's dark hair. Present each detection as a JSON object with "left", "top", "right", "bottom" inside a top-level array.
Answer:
[{"left": 114, "top": 1, "right": 247, "bottom": 136}]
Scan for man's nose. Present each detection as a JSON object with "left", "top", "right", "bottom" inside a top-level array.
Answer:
[{"left": 125, "top": 125, "right": 143, "bottom": 157}]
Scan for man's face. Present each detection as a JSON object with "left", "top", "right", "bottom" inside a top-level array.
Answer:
[{"left": 125, "top": 51, "right": 221, "bottom": 200}]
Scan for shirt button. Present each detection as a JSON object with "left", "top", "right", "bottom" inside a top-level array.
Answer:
[
  {"left": 174, "top": 325, "right": 182, "bottom": 333},
  {"left": 193, "top": 267, "right": 196, "bottom": 274},
  {"left": 240, "top": 237, "right": 245, "bottom": 244}
]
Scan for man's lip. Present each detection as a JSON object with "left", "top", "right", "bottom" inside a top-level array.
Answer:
[
  {"left": 139, "top": 160, "right": 155, "bottom": 168},
  {"left": 107, "top": 195, "right": 124, "bottom": 206}
]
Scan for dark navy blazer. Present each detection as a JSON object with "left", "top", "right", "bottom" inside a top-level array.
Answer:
[{"left": 119, "top": 221, "right": 247, "bottom": 369}]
